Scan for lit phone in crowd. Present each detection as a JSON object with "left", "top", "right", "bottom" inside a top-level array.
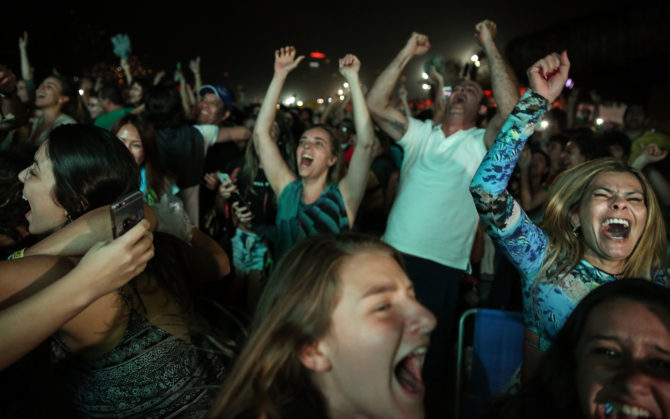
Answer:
[
  {"left": 217, "top": 173, "right": 245, "bottom": 207},
  {"left": 110, "top": 191, "right": 144, "bottom": 238}
]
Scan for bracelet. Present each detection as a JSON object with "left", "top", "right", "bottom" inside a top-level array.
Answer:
[{"left": 8, "top": 247, "right": 26, "bottom": 260}]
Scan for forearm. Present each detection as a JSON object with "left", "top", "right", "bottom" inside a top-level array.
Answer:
[
  {"left": 519, "top": 168, "right": 532, "bottom": 209},
  {"left": 647, "top": 168, "right": 670, "bottom": 206},
  {"left": 471, "top": 90, "right": 548, "bottom": 196},
  {"left": 482, "top": 40, "right": 519, "bottom": 117},
  {"left": 194, "top": 73, "right": 202, "bottom": 94},
  {"left": 217, "top": 126, "right": 252, "bottom": 143},
  {"left": 0, "top": 264, "right": 95, "bottom": 370},
  {"left": 190, "top": 228, "right": 230, "bottom": 277},
  {"left": 178, "top": 77, "right": 191, "bottom": 119},
  {"left": 367, "top": 48, "right": 413, "bottom": 112},
  {"left": 254, "top": 73, "right": 285, "bottom": 142},
  {"left": 25, "top": 204, "right": 156, "bottom": 257},
  {"left": 19, "top": 48, "right": 31, "bottom": 82},
  {"left": 348, "top": 75, "right": 374, "bottom": 149}
]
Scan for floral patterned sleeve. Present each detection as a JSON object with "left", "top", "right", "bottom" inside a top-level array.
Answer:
[{"left": 470, "top": 89, "right": 550, "bottom": 281}]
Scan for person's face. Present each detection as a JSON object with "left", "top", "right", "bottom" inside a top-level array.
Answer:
[
  {"left": 18, "top": 143, "right": 68, "bottom": 234},
  {"left": 314, "top": 250, "right": 436, "bottom": 419},
  {"left": 116, "top": 123, "right": 144, "bottom": 165},
  {"left": 447, "top": 80, "right": 485, "bottom": 121},
  {"left": 16, "top": 79, "right": 30, "bottom": 104},
  {"left": 531, "top": 152, "right": 549, "bottom": 178},
  {"left": 624, "top": 105, "right": 646, "bottom": 132},
  {"left": 129, "top": 82, "right": 143, "bottom": 105},
  {"left": 296, "top": 127, "right": 337, "bottom": 180},
  {"left": 197, "top": 92, "right": 225, "bottom": 125},
  {"left": 547, "top": 140, "right": 565, "bottom": 169},
  {"left": 575, "top": 298, "right": 670, "bottom": 419},
  {"left": 35, "top": 76, "right": 67, "bottom": 110},
  {"left": 563, "top": 141, "right": 586, "bottom": 169},
  {"left": 573, "top": 171, "right": 647, "bottom": 272},
  {"left": 86, "top": 96, "right": 104, "bottom": 119}
]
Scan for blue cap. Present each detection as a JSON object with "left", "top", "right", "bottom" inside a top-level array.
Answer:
[{"left": 199, "top": 84, "right": 233, "bottom": 108}]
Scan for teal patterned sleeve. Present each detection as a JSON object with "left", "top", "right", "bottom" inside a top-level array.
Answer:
[{"left": 470, "top": 89, "right": 550, "bottom": 280}]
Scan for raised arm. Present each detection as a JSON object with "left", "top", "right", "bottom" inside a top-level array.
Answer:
[
  {"left": 476, "top": 20, "right": 520, "bottom": 148},
  {"left": 367, "top": 32, "right": 430, "bottom": 141},
  {"left": 0, "top": 220, "right": 153, "bottom": 370},
  {"left": 429, "top": 65, "right": 446, "bottom": 125},
  {"left": 337, "top": 54, "right": 375, "bottom": 226},
  {"left": 189, "top": 56, "right": 203, "bottom": 94},
  {"left": 18, "top": 31, "right": 33, "bottom": 84},
  {"left": 253, "top": 46, "right": 303, "bottom": 197},
  {"left": 470, "top": 52, "right": 569, "bottom": 277}
]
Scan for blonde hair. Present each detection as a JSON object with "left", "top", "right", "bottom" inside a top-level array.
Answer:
[
  {"left": 541, "top": 158, "right": 666, "bottom": 279},
  {"left": 209, "top": 233, "right": 401, "bottom": 418}
]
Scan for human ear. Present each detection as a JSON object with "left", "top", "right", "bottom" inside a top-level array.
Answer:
[
  {"left": 327, "top": 154, "right": 338, "bottom": 167},
  {"left": 299, "top": 340, "right": 332, "bottom": 372},
  {"left": 571, "top": 212, "right": 581, "bottom": 229},
  {"left": 59, "top": 95, "right": 71, "bottom": 104},
  {"left": 478, "top": 104, "right": 488, "bottom": 116}
]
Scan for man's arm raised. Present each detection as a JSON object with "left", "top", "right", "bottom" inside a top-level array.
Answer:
[
  {"left": 366, "top": 32, "right": 430, "bottom": 141},
  {"left": 476, "top": 20, "right": 520, "bottom": 148}
]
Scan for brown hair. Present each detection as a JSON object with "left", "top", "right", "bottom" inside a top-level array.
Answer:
[{"left": 209, "top": 233, "right": 402, "bottom": 418}]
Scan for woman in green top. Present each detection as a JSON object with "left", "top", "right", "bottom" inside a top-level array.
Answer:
[{"left": 254, "top": 47, "right": 375, "bottom": 256}]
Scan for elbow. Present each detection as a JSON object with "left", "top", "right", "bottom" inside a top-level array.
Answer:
[{"left": 365, "top": 95, "right": 385, "bottom": 117}]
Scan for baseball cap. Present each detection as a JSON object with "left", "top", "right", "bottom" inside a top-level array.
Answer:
[{"left": 199, "top": 85, "right": 233, "bottom": 108}]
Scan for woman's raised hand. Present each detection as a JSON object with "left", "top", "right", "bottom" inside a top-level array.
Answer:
[
  {"left": 338, "top": 54, "right": 361, "bottom": 81},
  {"left": 527, "top": 51, "right": 570, "bottom": 103},
  {"left": 274, "top": 46, "right": 304, "bottom": 76}
]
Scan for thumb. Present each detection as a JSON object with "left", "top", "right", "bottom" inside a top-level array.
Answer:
[{"left": 294, "top": 55, "right": 306, "bottom": 66}]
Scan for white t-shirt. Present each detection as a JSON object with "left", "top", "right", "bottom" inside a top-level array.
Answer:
[
  {"left": 194, "top": 124, "right": 219, "bottom": 153},
  {"left": 382, "top": 117, "right": 487, "bottom": 271}
]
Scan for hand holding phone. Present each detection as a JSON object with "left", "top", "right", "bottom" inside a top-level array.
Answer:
[{"left": 110, "top": 191, "right": 144, "bottom": 238}]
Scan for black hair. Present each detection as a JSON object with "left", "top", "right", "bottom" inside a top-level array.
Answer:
[
  {"left": 99, "top": 82, "right": 124, "bottom": 106},
  {"left": 0, "top": 152, "right": 31, "bottom": 253},
  {"left": 600, "top": 129, "right": 631, "bottom": 159},
  {"left": 47, "top": 124, "right": 140, "bottom": 220},
  {"left": 50, "top": 74, "right": 84, "bottom": 122},
  {"left": 143, "top": 84, "right": 185, "bottom": 129},
  {"left": 565, "top": 129, "right": 602, "bottom": 161}
]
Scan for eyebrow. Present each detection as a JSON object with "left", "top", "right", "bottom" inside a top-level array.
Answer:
[{"left": 361, "top": 284, "right": 397, "bottom": 299}]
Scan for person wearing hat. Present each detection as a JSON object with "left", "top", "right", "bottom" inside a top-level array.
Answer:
[{"left": 195, "top": 84, "right": 250, "bottom": 144}]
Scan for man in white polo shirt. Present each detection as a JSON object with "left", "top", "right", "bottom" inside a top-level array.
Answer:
[{"left": 366, "top": 20, "right": 518, "bottom": 410}]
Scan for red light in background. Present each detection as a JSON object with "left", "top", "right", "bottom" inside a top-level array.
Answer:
[{"left": 310, "top": 52, "right": 326, "bottom": 59}]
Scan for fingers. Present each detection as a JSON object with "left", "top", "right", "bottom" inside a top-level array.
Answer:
[{"left": 118, "top": 219, "right": 151, "bottom": 246}]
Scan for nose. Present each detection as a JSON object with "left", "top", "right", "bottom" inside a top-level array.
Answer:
[
  {"left": 407, "top": 300, "right": 437, "bottom": 336},
  {"left": 611, "top": 195, "right": 628, "bottom": 211},
  {"left": 18, "top": 167, "right": 28, "bottom": 183},
  {"left": 609, "top": 363, "right": 654, "bottom": 399}
]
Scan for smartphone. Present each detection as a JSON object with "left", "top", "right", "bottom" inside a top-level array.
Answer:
[
  {"left": 110, "top": 191, "right": 144, "bottom": 238},
  {"left": 217, "top": 173, "right": 246, "bottom": 208}
]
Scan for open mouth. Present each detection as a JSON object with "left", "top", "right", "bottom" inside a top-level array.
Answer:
[
  {"left": 601, "top": 218, "right": 630, "bottom": 240},
  {"left": 299, "top": 154, "right": 314, "bottom": 168},
  {"left": 22, "top": 194, "right": 31, "bottom": 219},
  {"left": 394, "top": 346, "right": 427, "bottom": 397},
  {"left": 598, "top": 402, "right": 653, "bottom": 418}
]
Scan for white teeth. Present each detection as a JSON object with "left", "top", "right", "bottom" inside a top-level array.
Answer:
[
  {"left": 301, "top": 154, "right": 313, "bottom": 160},
  {"left": 411, "top": 347, "right": 428, "bottom": 356},
  {"left": 606, "top": 402, "right": 652, "bottom": 417},
  {"left": 602, "top": 218, "right": 629, "bottom": 228}
]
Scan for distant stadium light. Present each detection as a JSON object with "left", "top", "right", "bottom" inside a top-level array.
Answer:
[
  {"left": 309, "top": 61, "right": 319, "bottom": 69},
  {"left": 297, "top": 100, "right": 304, "bottom": 107},
  {"left": 540, "top": 121, "right": 550, "bottom": 129},
  {"left": 422, "top": 83, "right": 431, "bottom": 90},
  {"left": 310, "top": 52, "right": 326, "bottom": 59},
  {"left": 596, "top": 118, "right": 604, "bottom": 125}
]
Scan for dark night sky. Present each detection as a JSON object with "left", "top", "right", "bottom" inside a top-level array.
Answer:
[{"left": 1, "top": 0, "right": 642, "bottom": 103}]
